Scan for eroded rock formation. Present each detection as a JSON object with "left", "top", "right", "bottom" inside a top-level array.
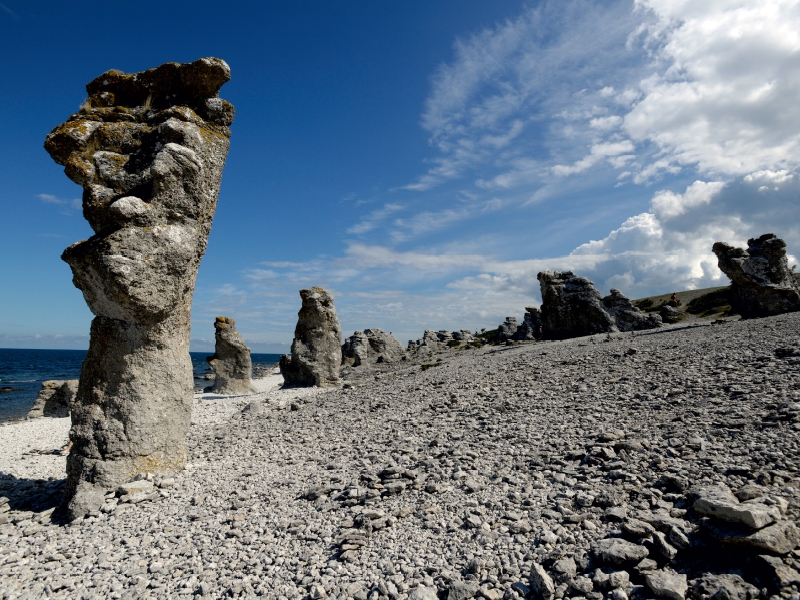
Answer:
[
  {"left": 44, "top": 57, "right": 234, "bottom": 520},
  {"left": 342, "top": 329, "right": 405, "bottom": 367},
  {"left": 713, "top": 233, "right": 800, "bottom": 318},
  {"left": 27, "top": 380, "right": 78, "bottom": 419},
  {"left": 280, "top": 287, "right": 342, "bottom": 387},
  {"left": 538, "top": 272, "right": 660, "bottom": 340},
  {"left": 516, "top": 307, "right": 543, "bottom": 340},
  {"left": 205, "top": 316, "right": 256, "bottom": 395},
  {"left": 538, "top": 271, "right": 618, "bottom": 339},
  {"left": 602, "top": 288, "right": 662, "bottom": 331}
]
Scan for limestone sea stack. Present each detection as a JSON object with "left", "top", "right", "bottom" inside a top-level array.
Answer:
[
  {"left": 342, "top": 328, "right": 405, "bottom": 367},
  {"left": 44, "top": 57, "right": 234, "bottom": 520},
  {"left": 27, "top": 380, "right": 78, "bottom": 419},
  {"left": 713, "top": 233, "right": 800, "bottom": 318},
  {"left": 280, "top": 287, "right": 342, "bottom": 387},
  {"left": 538, "top": 271, "right": 660, "bottom": 340},
  {"left": 538, "top": 271, "right": 618, "bottom": 339},
  {"left": 205, "top": 316, "right": 256, "bottom": 395}
]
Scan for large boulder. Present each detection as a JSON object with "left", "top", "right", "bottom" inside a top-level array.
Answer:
[
  {"left": 205, "top": 316, "right": 256, "bottom": 395},
  {"left": 45, "top": 57, "right": 234, "bottom": 520},
  {"left": 602, "top": 289, "right": 662, "bottom": 331},
  {"left": 27, "top": 380, "right": 78, "bottom": 419},
  {"left": 342, "top": 328, "right": 405, "bottom": 367},
  {"left": 280, "top": 287, "right": 342, "bottom": 387},
  {"left": 538, "top": 271, "right": 618, "bottom": 339},
  {"left": 712, "top": 233, "right": 800, "bottom": 318}
]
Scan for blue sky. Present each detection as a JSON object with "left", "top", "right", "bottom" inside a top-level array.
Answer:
[{"left": 2, "top": 1, "right": 800, "bottom": 352}]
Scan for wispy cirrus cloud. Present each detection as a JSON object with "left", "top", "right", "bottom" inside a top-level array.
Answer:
[{"left": 37, "top": 193, "right": 81, "bottom": 213}]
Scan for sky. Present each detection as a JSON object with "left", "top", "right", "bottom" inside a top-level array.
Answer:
[{"left": 2, "top": 0, "right": 800, "bottom": 353}]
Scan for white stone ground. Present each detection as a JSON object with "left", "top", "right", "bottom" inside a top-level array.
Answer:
[{"left": 0, "top": 370, "right": 316, "bottom": 482}]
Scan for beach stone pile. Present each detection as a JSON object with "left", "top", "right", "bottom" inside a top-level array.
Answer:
[
  {"left": 1, "top": 314, "right": 799, "bottom": 599},
  {"left": 280, "top": 287, "right": 343, "bottom": 388},
  {"left": 26, "top": 380, "right": 77, "bottom": 419},
  {"left": 713, "top": 234, "right": 800, "bottom": 319},
  {"left": 342, "top": 329, "right": 406, "bottom": 368},
  {"left": 205, "top": 316, "right": 257, "bottom": 395},
  {"left": 44, "top": 57, "right": 235, "bottom": 521}
]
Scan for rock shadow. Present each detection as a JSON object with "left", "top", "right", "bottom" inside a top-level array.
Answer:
[{"left": 0, "top": 473, "right": 66, "bottom": 517}]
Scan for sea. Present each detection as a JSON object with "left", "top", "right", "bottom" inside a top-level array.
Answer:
[{"left": 0, "top": 348, "right": 282, "bottom": 423}]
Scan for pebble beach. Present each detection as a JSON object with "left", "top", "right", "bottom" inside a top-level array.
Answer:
[{"left": 1, "top": 315, "right": 799, "bottom": 599}]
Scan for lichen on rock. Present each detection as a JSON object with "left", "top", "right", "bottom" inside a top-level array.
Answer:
[{"left": 44, "top": 57, "right": 234, "bottom": 520}]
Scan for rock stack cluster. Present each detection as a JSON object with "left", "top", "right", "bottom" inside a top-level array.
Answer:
[
  {"left": 538, "top": 272, "right": 661, "bottom": 339},
  {"left": 408, "top": 329, "right": 475, "bottom": 351},
  {"left": 713, "top": 233, "right": 800, "bottom": 319},
  {"left": 280, "top": 287, "right": 342, "bottom": 387},
  {"left": 26, "top": 380, "right": 77, "bottom": 419},
  {"left": 205, "top": 317, "right": 256, "bottom": 395},
  {"left": 342, "top": 329, "right": 406, "bottom": 367},
  {"left": 44, "top": 57, "right": 234, "bottom": 520}
]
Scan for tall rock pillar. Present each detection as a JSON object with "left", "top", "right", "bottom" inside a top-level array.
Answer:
[
  {"left": 280, "top": 287, "right": 342, "bottom": 387},
  {"left": 44, "top": 58, "right": 235, "bottom": 519}
]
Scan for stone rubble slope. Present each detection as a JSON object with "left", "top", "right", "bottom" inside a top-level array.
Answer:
[{"left": 1, "top": 314, "right": 800, "bottom": 599}]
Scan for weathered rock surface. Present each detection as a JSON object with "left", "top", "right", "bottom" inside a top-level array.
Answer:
[
  {"left": 515, "top": 307, "right": 543, "bottom": 340},
  {"left": 44, "top": 57, "right": 234, "bottom": 520},
  {"left": 26, "top": 380, "right": 77, "bottom": 419},
  {"left": 495, "top": 317, "right": 520, "bottom": 341},
  {"left": 280, "top": 287, "right": 342, "bottom": 387},
  {"left": 713, "top": 233, "right": 800, "bottom": 318},
  {"left": 538, "top": 271, "right": 660, "bottom": 339},
  {"left": 602, "top": 288, "right": 662, "bottom": 331},
  {"left": 342, "top": 329, "right": 405, "bottom": 367},
  {"left": 660, "top": 304, "right": 682, "bottom": 324},
  {"left": 205, "top": 316, "right": 256, "bottom": 395}
]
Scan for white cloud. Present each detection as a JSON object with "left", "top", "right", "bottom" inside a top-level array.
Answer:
[
  {"left": 37, "top": 193, "right": 81, "bottom": 212},
  {"left": 347, "top": 203, "right": 404, "bottom": 235},
  {"left": 590, "top": 115, "right": 624, "bottom": 131},
  {"left": 650, "top": 180, "right": 725, "bottom": 219},
  {"left": 623, "top": 0, "right": 800, "bottom": 178}
]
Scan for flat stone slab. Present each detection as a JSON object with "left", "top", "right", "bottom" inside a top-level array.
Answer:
[
  {"left": 694, "top": 484, "right": 779, "bottom": 529},
  {"left": 646, "top": 570, "right": 687, "bottom": 600},
  {"left": 593, "top": 538, "right": 649, "bottom": 564}
]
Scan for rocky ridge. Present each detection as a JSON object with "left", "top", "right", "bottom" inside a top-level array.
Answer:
[{"left": 1, "top": 313, "right": 799, "bottom": 599}]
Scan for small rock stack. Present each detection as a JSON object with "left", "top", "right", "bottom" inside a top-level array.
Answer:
[
  {"left": 342, "top": 329, "right": 405, "bottom": 367},
  {"left": 27, "top": 380, "right": 78, "bottom": 419},
  {"left": 205, "top": 316, "right": 256, "bottom": 395}
]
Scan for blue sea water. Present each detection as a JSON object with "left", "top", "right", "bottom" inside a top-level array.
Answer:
[{"left": 0, "top": 348, "right": 281, "bottom": 423}]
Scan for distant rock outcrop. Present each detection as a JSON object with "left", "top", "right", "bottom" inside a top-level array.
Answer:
[
  {"left": 495, "top": 317, "right": 519, "bottom": 341},
  {"left": 516, "top": 307, "right": 543, "bottom": 340},
  {"left": 27, "top": 380, "right": 78, "bottom": 419},
  {"left": 713, "top": 233, "right": 800, "bottom": 318},
  {"left": 538, "top": 272, "right": 660, "bottom": 339},
  {"left": 538, "top": 271, "right": 618, "bottom": 339},
  {"left": 602, "top": 288, "right": 662, "bottom": 331},
  {"left": 280, "top": 287, "right": 342, "bottom": 387},
  {"left": 44, "top": 57, "right": 234, "bottom": 520},
  {"left": 205, "top": 317, "right": 256, "bottom": 395},
  {"left": 342, "top": 329, "right": 405, "bottom": 367}
]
